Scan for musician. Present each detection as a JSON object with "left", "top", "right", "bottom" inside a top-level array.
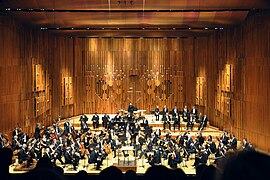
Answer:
[
  {"left": 63, "top": 119, "right": 72, "bottom": 136},
  {"left": 13, "top": 127, "right": 22, "bottom": 137},
  {"left": 19, "top": 132, "right": 29, "bottom": 145},
  {"left": 128, "top": 103, "right": 135, "bottom": 114},
  {"left": 0, "top": 133, "right": 9, "bottom": 149},
  {"left": 18, "top": 144, "right": 31, "bottom": 167},
  {"left": 196, "top": 131, "right": 205, "bottom": 146},
  {"left": 102, "top": 114, "right": 110, "bottom": 129},
  {"left": 182, "top": 105, "right": 189, "bottom": 122},
  {"left": 186, "top": 114, "right": 194, "bottom": 130},
  {"left": 72, "top": 150, "right": 80, "bottom": 170},
  {"left": 34, "top": 123, "right": 42, "bottom": 139},
  {"left": 126, "top": 113, "right": 133, "bottom": 123},
  {"left": 33, "top": 140, "right": 42, "bottom": 159},
  {"left": 173, "top": 114, "right": 180, "bottom": 130},
  {"left": 53, "top": 123, "right": 62, "bottom": 136},
  {"left": 191, "top": 106, "right": 198, "bottom": 117},
  {"left": 175, "top": 133, "right": 185, "bottom": 148},
  {"left": 111, "top": 135, "right": 120, "bottom": 158},
  {"left": 130, "top": 123, "right": 140, "bottom": 145},
  {"left": 205, "top": 135, "right": 217, "bottom": 155},
  {"left": 64, "top": 147, "right": 78, "bottom": 170},
  {"left": 220, "top": 132, "right": 229, "bottom": 146},
  {"left": 79, "top": 114, "right": 88, "bottom": 125},
  {"left": 196, "top": 113, "right": 203, "bottom": 123},
  {"left": 141, "top": 118, "right": 149, "bottom": 129},
  {"left": 171, "top": 106, "right": 179, "bottom": 118},
  {"left": 162, "top": 105, "right": 169, "bottom": 117},
  {"left": 193, "top": 149, "right": 208, "bottom": 167},
  {"left": 43, "top": 147, "right": 52, "bottom": 160},
  {"left": 88, "top": 148, "right": 102, "bottom": 170},
  {"left": 242, "top": 138, "right": 255, "bottom": 151},
  {"left": 114, "top": 113, "right": 121, "bottom": 122},
  {"left": 12, "top": 135, "right": 21, "bottom": 151},
  {"left": 92, "top": 112, "right": 100, "bottom": 129},
  {"left": 227, "top": 134, "right": 237, "bottom": 151},
  {"left": 168, "top": 146, "right": 182, "bottom": 169},
  {"left": 184, "top": 136, "right": 199, "bottom": 161},
  {"left": 108, "top": 119, "right": 115, "bottom": 130},
  {"left": 149, "top": 148, "right": 161, "bottom": 166},
  {"left": 154, "top": 106, "right": 160, "bottom": 121},
  {"left": 198, "top": 114, "right": 208, "bottom": 131},
  {"left": 163, "top": 113, "right": 171, "bottom": 130}
]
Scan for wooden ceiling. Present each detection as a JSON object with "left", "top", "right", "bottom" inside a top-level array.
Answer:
[{"left": 1, "top": 0, "right": 270, "bottom": 37}]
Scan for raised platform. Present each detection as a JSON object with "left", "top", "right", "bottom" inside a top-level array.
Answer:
[{"left": 10, "top": 114, "right": 223, "bottom": 175}]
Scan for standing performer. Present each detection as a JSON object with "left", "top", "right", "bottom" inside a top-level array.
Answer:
[
  {"left": 163, "top": 113, "right": 171, "bottom": 130},
  {"left": 102, "top": 114, "right": 110, "bottom": 129},
  {"left": 155, "top": 106, "right": 160, "bottom": 121},
  {"left": 92, "top": 112, "right": 99, "bottom": 129}
]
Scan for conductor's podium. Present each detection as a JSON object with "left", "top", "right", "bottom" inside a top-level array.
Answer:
[{"left": 113, "top": 146, "right": 137, "bottom": 172}]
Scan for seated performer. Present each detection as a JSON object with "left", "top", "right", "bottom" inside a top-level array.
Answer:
[
  {"left": 88, "top": 148, "right": 103, "bottom": 170},
  {"left": 227, "top": 134, "right": 237, "bottom": 151},
  {"left": 173, "top": 114, "right": 180, "bottom": 131},
  {"left": 148, "top": 148, "right": 161, "bottom": 166},
  {"left": 182, "top": 105, "right": 189, "bottom": 122},
  {"left": 198, "top": 114, "right": 208, "bottom": 131},
  {"left": 155, "top": 106, "right": 160, "bottom": 121},
  {"left": 191, "top": 106, "right": 198, "bottom": 118},
  {"left": 92, "top": 112, "right": 99, "bottom": 129},
  {"left": 168, "top": 146, "right": 182, "bottom": 169},
  {"left": 162, "top": 105, "right": 169, "bottom": 118},
  {"left": 163, "top": 113, "right": 171, "bottom": 130},
  {"left": 64, "top": 147, "right": 78, "bottom": 170},
  {"left": 18, "top": 144, "right": 31, "bottom": 167},
  {"left": 193, "top": 149, "right": 208, "bottom": 167},
  {"left": 186, "top": 114, "right": 194, "bottom": 130}
]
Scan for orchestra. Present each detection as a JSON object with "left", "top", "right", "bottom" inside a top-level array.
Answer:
[{"left": 0, "top": 104, "right": 256, "bottom": 171}]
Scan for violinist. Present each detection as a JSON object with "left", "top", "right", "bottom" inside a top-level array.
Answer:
[
  {"left": 148, "top": 147, "right": 161, "bottom": 166},
  {"left": 63, "top": 119, "right": 72, "bottom": 136},
  {"left": 12, "top": 135, "right": 22, "bottom": 151},
  {"left": 193, "top": 149, "right": 208, "bottom": 167},
  {"left": 205, "top": 135, "right": 217, "bottom": 155},
  {"left": 168, "top": 147, "right": 182, "bottom": 169},
  {"left": 0, "top": 132, "right": 9, "bottom": 149},
  {"left": 88, "top": 148, "right": 102, "bottom": 170},
  {"left": 18, "top": 144, "right": 31, "bottom": 167}
]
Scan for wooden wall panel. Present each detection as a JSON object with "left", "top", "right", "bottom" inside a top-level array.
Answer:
[
  {"left": 0, "top": 15, "right": 83, "bottom": 138},
  {"left": 194, "top": 11, "right": 270, "bottom": 152},
  {"left": 81, "top": 38, "right": 190, "bottom": 114}
]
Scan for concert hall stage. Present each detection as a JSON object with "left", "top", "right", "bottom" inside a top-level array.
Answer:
[{"left": 9, "top": 114, "right": 223, "bottom": 175}]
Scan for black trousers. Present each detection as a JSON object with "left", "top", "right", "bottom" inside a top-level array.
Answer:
[{"left": 163, "top": 121, "right": 171, "bottom": 130}]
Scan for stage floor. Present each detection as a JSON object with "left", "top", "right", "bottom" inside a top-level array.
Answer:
[{"left": 9, "top": 114, "right": 223, "bottom": 175}]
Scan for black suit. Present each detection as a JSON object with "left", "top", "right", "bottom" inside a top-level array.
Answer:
[
  {"left": 88, "top": 150, "right": 102, "bottom": 170},
  {"left": 163, "top": 115, "right": 171, "bottom": 130},
  {"left": 162, "top": 107, "right": 169, "bottom": 116},
  {"left": 229, "top": 138, "right": 237, "bottom": 150},
  {"left": 92, "top": 114, "right": 99, "bottom": 129},
  {"left": 102, "top": 115, "right": 110, "bottom": 129},
  {"left": 154, "top": 107, "right": 160, "bottom": 121},
  {"left": 34, "top": 126, "right": 41, "bottom": 139}
]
